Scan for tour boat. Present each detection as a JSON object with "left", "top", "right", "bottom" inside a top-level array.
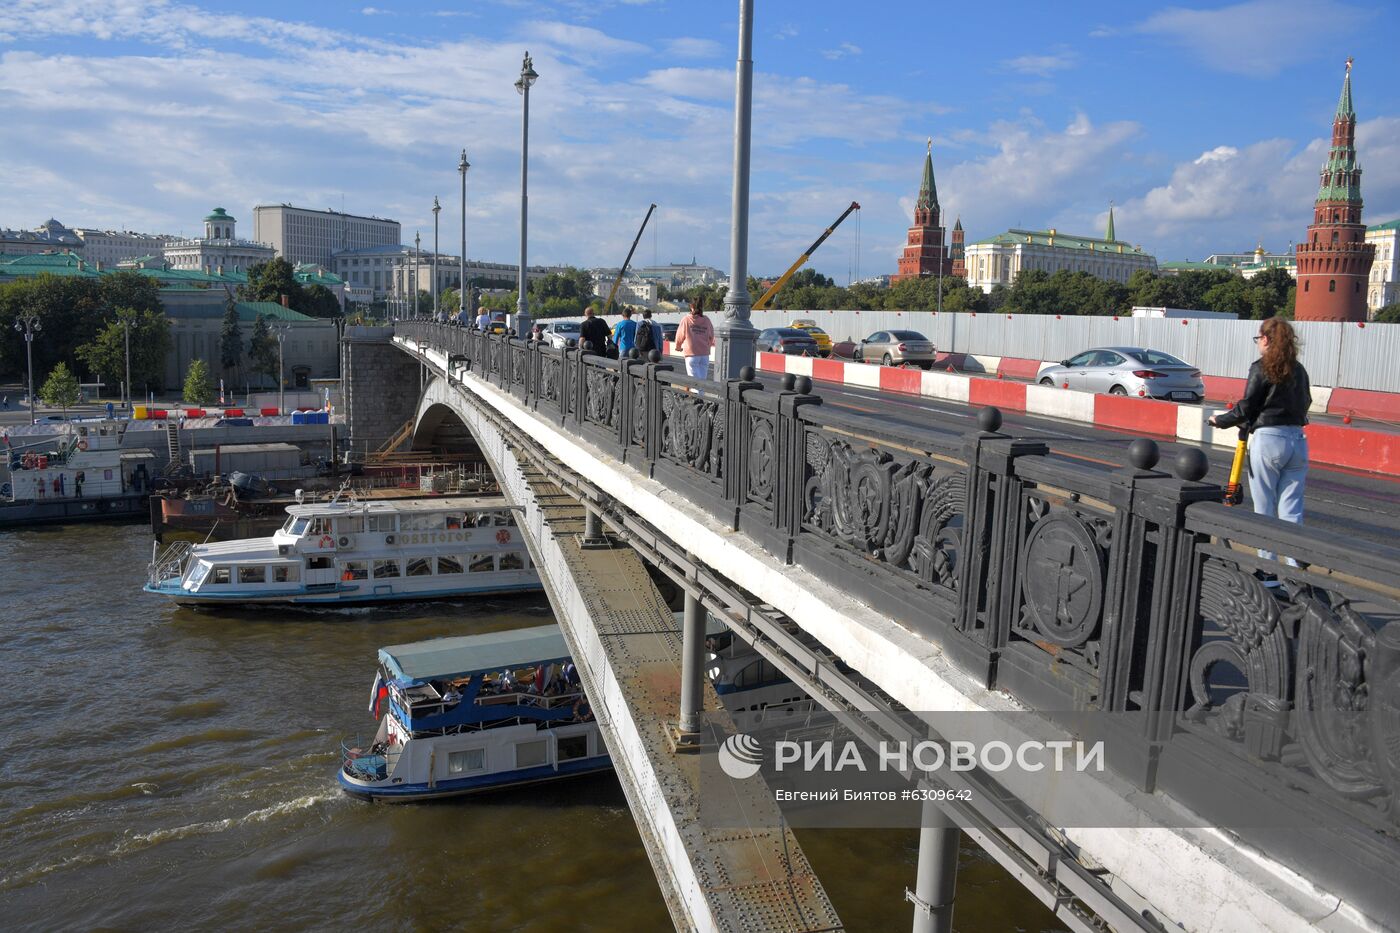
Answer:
[
  {"left": 338, "top": 625, "right": 610, "bottom": 801},
  {"left": 1, "top": 422, "right": 154, "bottom": 528},
  {"left": 144, "top": 495, "right": 541, "bottom": 606},
  {"left": 705, "top": 618, "right": 816, "bottom": 729}
]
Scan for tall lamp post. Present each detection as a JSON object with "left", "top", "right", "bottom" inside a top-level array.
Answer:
[
  {"left": 120, "top": 314, "right": 133, "bottom": 412},
  {"left": 414, "top": 231, "right": 421, "bottom": 319},
  {"left": 715, "top": 0, "right": 758, "bottom": 380},
  {"left": 432, "top": 196, "right": 441, "bottom": 320},
  {"left": 459, "top": 149, "right": 470, "bottom": 317},
  {"left": 515, "top": 51, "right": 538, "bottom": 339},
  {"left": 272, "top": 322, "right": 291, "bottom": 415},
  {"left": 14, "top": 311, "right": 40, "bottom": 424}
]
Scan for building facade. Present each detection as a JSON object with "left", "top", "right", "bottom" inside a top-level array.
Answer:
[
  {"left": 1295, "top": 60, "right": 1375, "bottom": 322},
  {"left": 254, "top": 204, "right": 400, "bottom": 268},
  {"left": 0, "top": 218, "right": 84, "bottom": 255},
  {"left": 950, "top": 218, "right": 966, "bottom": 278},
  {"left": 591, "top": 274, "right": 658, "bottom": 309},
  {"left": 164, "top": 208, "right": 276, "bottom": 274},
  {"left": 72, "top": 228, "right": 174, "bottom": 267},
  {"left": 1365, "top": 220, "right": 1399, "bottom": 314},
  {"left": 1161, "top": 245, "right": 1298, "bottom": 280},
  {"left": 964, "top": 209, "right": 1157, "bottom": 293},
  {"left": 892, "top": 142, "right": 954, "bottom": 283},
  {"left": 634, "top": 261, "right": 725, "bottom": 290},
  {"left": 164, "top": 297, "right": 339, "bottom": 392}
]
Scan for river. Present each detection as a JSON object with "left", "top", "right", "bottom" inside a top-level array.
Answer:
[{"left": 0, "top": 523, "right": 1062, "bottom": 932}]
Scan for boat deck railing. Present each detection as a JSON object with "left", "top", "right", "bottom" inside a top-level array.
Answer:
[
  {"left": 340, "top": 737, "right": 400, "bottom": 782},
  {"left": 474, "top": 688, "right": 583, "bottom": 710},
  {"left": 148, "top": 540, "right": 193, "bottom": 587}
]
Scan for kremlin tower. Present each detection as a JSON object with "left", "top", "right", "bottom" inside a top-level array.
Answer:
[
  {"left": 1295, "top": 59, "right": 1375, "bottom": 322},
  {"left": 892, "top": 140, "right": 954, "bottom": 283}
]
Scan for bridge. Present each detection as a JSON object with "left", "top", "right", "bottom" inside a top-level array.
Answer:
[{"left": 346, "top": 322, "right": 1400, "bottom": 932}]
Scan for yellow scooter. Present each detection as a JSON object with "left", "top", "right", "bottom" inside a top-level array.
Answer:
[{"left": 1225, "top": 427, "right": 1248, "bottom": 506}]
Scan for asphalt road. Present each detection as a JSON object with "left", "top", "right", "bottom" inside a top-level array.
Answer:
[{"left": 759, "top": 373, "right": 1400, "bottom": 549}]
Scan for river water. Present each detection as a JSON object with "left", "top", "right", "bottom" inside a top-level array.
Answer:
[{"left": 0, "top": 524, "right": 1062, "bottom": 932}]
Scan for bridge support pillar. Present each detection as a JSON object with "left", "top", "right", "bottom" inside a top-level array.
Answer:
[
  {"left": 677, "top": 588, "right": 705, "bottom": 738},
  {"left": 580, "top": 507, "right": 610, "bottom": 549},
  {"left": 907, "top": 800, "right": 959, "bottom": 933}
]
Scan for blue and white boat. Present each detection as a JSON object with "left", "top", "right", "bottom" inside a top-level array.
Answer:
[
  {"left": 144, "top": 496, "right": 541, "bottom": 606},
  {"left": 338, "top": 625, "right": 610, "bottom": 801}
]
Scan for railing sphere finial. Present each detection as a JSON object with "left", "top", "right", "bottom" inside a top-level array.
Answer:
[
  {"left": 1174, "top": 447, "right": 1209, "bottom": 483},
  {"left": 977, "top": 406, "right": 1002, "bottom": 433},
  {"left": 794, "top": 376, "right": 813, "bottom": 396},
  {"left": 739, "top": 365, "right": 755, "bottom": 381},
  {"left": 780, "top": 373, "right": 796, "bottom": 392},
  {"left": 647, "top": 349, "right": 662, "bottom": 364},
  {"left": 1129, "top": 438, "right": 1160, "bottom": 471}
]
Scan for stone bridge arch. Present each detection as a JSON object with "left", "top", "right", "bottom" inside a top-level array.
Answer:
[{"left": 410, "top": 375, "right": 483, "bottom": 458}]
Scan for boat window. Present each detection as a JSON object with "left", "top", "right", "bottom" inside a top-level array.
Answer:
[
  {"left": 307, "top": 556, "right": 334, "bottom": 570},
  {"left": 341, "top": 561, "right": 369, "bottom": 581},
  {"left": 493, "top": 512, "right": 513, "bottom": 526},
  {"left": 557, "top": 735, "right": 589, "bottom": 762},
  {"left": 210, "top": 566, "right": 232, "bottom": 585},
  {"left": 373, "top": 559, "right": 401, "bottom": 578},
  {"left": 403, "top": 513, "right": 445, "bottom": 531},
  {"left": 447, "top": 748, "right": 485, "bottom": 774},
  {"left": 335, "top": 516, "right": 364, "bottom": 534},
  {"left": 289, "top": 517, "right": 309, "bottom": 536},
  {"left": 469, "top": 553, "right": 496, "bottom": 573},
  {"left": 437, "top": 556, "right": 464, "bottom": 575},
  {"left": 274, "top": 565, "right": 299, "bottom": 583},
  {"left": 515, "top": 739, "right": 548, "bottom": 769},
  {"left": 309, "top": 518, "right": 331, "bottom": 535},
  {"left": 238, "top": 565, "right": 266, "bottom": 584},
  {"left": 406, "top": 557, "right": 433, "bottom": 577},
  {"left": 445, "top": 514, "right": 463, "bottom": 530},
  {"left": 499, "top": 552, "right": 525, "bottom": 571},
  {"left": 367, "top": 514, "right": 396, "bottom": 532},
  {"left": 471, "top": 512, "right": 494, "bottom": 527},
  {"left": 734, "top": 658, "right": 780, "bottom": 689},
  {"left": 189, "top": 563, "right": 211, "bottom": 586}
]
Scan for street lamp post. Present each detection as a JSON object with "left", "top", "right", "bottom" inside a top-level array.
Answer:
[
  {"left": 14, "top": 311, "right": 41, "bottom": 424},
  {"left": 272, "top": 322, "right": 290, "bottom": 415},
  {"left": 459, "top": 149, "right": 470, "bottom": 317},
  {"left": 515, "top": 51, "right": 538, "bottom": 339},
  {"left": 715, "top": 0, "right": 758, "bottom": 380},
  {"left": 432, "top": 196, "right": 441, "bottom": 321},
  {"left": 414, "top": 231, "right": 421, "bottom": 319},
  {"left": 121, "top": 315, "right": 132, "bottom": 412}
]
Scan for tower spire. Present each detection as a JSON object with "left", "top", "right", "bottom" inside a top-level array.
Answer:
[
  {"left": 917, "top": 138, "right": 939, "bottom": 212},
  {"left": 1105, "top": 202, "right": 1115, "bottom": 242},
  {"left": 1337, "top": 57, "right": 1355, "bottom": 120}
]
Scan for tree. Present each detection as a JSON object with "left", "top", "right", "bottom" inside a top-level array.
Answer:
[
  {"left": 219, "top": 299, "right": 243, "bottom": 380},
  {"left": 1373, "top": 303, "right": 1400, "bottom": 324},
  {"left": 100, "top": 270, "right": 164, "bottom": 316},
  {"left": 183, "top": 358, "right": 214, "bottom": 406},
  {"left": 41, "top": 362, "right": 80, "bottom": 418},
  {"left": 248, "top": 313, "right": 279, "bottom": 385},
  {"left": 76, "top": 307, "right": 172, "bottom": 396},
  {"left": 302, "top": 283, "right": 342, "bottom": 319},
  {"left": 240, "top": 258, "right": 304, "bottom": 308}
]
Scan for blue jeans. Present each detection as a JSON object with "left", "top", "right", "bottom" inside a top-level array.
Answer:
[{"left": 1248, "top": 426, "right": 1308, "bottom": 565}]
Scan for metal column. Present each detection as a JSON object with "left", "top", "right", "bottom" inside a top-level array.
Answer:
[
  {"left": 679, "top": 589, "right": 705, "bottom": 734},
  {"left": 908, "top": 799, "right": 959, "bottom": 933},
  {"left": 580, "top": 507, "right": 609, "bottom": 549},
  {"left": 714, "top": 0, "right": 757, "bottom": 380}
]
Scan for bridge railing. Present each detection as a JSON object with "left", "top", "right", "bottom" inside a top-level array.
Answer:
[{"left": 397, "top": 321, "right": 1400, "bottom": 919}]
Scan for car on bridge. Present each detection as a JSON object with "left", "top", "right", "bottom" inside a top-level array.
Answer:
[
  {"left": 853, "top": 330, "right": 937, "bottom": 369},
  {"left": 1037, "top": 347, "right": 1204, "bottom": 401},
  {"left": 539, "top": 320, "right": 582, "bottom": 349},
  {"left": 756, "top": 328, "right": 820, "bottom": 356},
  {"left": 788, "top": 319, "right": 832, "bottom": 357}
]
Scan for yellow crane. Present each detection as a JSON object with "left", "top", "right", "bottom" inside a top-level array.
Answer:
[
  {"left": 603, "top": 203, "right": 658, "bottom": 313},
  {"left": 752, "top": 201, "right": 860, "bottom": 311}
]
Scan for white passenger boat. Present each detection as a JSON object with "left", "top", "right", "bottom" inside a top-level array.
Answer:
[
  {"left": 338, "top": 625, "right": 609, "bottom": 801},
  {"left": 144, "top": 496, "right": 541, "bottom": 606},
  {"left": 2, "top": 422, "right": 154, "bottom": 527}
]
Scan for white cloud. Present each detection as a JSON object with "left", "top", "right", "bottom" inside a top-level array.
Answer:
[
  {"left": 1000, "top": 51, "right": 1076, "bottom": 77},
  {"left": 665, "top": 37, "right": 722, "bottom": 59},
  {"left": 1135, "top": 0, "right": 1371, "bottom": 76},
  {"left": 360, "top": 6, "right": 391, "bottom": 15},
  {"left": 774, "top": 24, "right": 799, "bottom": 40},
  {"left": 820, "top": 42, "right": 862, "bottom": 61}
]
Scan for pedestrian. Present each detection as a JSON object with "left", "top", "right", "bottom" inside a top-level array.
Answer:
[
  {"left": 634, "top": 309, "right": 660, "bottom": 356},
  {"left": 106, "top": 400, "right": 115, "bottom": 420},
  {"left": 1, "top": 395, "right": 8, "bottom": 410},
  {"left": 1209, "top": 316, "right": 1311, "bottom": 568},
  {"left": 579, "top": 306, "right": 610, "bottom": 355},
  {"left": 673, "top": 298, "right": 714, "bottom": 380},
  {"left": 474, "top": 307, "right": 492, "bottom": 330},
  {"left": 613, "top": 307, "right": 638, "bottom": 358}
]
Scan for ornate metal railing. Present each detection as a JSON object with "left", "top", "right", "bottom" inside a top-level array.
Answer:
[{"left": 395, "top": 320, "right": 1400, "bottom": 919}]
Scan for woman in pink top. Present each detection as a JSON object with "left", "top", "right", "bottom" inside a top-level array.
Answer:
[{"left": 673, "top": 299, "right": 715, "bottom": 380}]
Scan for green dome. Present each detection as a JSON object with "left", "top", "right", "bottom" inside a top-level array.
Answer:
[{"left": 204, "top": 207, "right": 235, "bottom": 223}]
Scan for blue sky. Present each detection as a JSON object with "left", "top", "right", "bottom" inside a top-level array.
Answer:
[{"left": 2, "top": 0, "right": 1397, "bottom": 281}]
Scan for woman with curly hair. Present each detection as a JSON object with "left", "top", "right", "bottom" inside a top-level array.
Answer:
[{"left": 1209, "top": 316, "right": 1312, "bottom": 563}]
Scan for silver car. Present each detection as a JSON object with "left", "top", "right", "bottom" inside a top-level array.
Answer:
[
  {"left": 540, "top": 320, "right": 582, "bottom": 350},
  {"left": 853, "top": 330, "right": 937, "bottom": 368},
  {"left": 1038, "top": 347, "right": 1204, "bottom": 401}
]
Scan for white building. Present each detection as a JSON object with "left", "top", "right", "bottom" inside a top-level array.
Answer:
[
  {"left": 964, "top": 220, "right": 1156, "bottom": 294},
  {"left": 635, "top": 261, "right": 725, "bottom": 289},
  {"left": 254, "top": 204, "right": 400, "bottom": 268},
  {"left": 72, "top": 228, "right": 175, "bottom": 267},
  {"left": 164, "top": 208, "right": 276, "bottom": 274},
  {"left": 1161, "top": 245, "right": 1297, "bottom": 281},
  {"left": 0, "top": 218, "right": 84, "bottom": 255},
  {"left": 1365, "top": 220, "right": 1399, "bottom": 314},
  {"left": 591, "top": 273, "right": 658, "bottom": 308}
]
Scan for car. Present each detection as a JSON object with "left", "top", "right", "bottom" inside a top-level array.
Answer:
[
  {"left": 661, "top": 322, "right": 679, "bottom": 343},
  {"left": 485, "top": 318, "right": 510, "bottom": 335},
  {"left": 788, "top": 320, "right": 832, "bottom": 357},
  {"left": 540, "top": 320, "right": 582, "bottom": 349},
  {"left": 853, "top": 330, "right": 936, "bottom": 368},
  {"left": 1037, "top": 347, "right": 1204, "bottom": 401},
  {"left": 756, "top": 327, "right": 820, "bottom": 356},
  {"left": 39, "top": 414, "right": 70, "bottom": 423}
]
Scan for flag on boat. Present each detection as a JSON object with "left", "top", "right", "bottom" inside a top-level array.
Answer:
[{"left": 368, "top": 672, "right": 384, "bottom": 716}]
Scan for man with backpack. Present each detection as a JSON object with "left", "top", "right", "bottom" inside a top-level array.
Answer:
[{"left": 634, "top": 309, "right": 662, "bottom": 357}]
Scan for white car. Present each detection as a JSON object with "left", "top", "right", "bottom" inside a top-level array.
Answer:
[{"left": 540, "top": 320, "right": 582, "bottom": 350}]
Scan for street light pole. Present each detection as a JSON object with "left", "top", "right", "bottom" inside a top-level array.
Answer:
[
  {"left": 459, "top": 149, "right": 470, "bottom": 317},
  {"left": 14, "top": 311, "right": 41, "bottom": 424},
  {"left": 432, "top": 196, "right": 441, "bottom": 320},
  {"left": 272, "top": 323, "right": 290, "bottom": 415},
  {"left": 715, "top": 0, "right": 758, "bottom": 380},
  {"left": 122, "top": 316, "right": 132, "bottom": 412},
  {"left": 414, "top": 231, "right": 421, "bottom": 319},
  {"left": 515, "top": 51, "right": 539, "bottom": 339}
]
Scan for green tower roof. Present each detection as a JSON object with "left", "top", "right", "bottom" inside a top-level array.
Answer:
[
  {"left": 916, "top": 139, "right": 939, "bottom": 212},
  {"left": 1105, "top": 203, "right": 1116, "bottom": 242},
  {"left": 204, "top": 207, "right": 235, "bottom": 223},
  {"left": 1336, "top": 58, "right": 1355, "bottom": 120}
]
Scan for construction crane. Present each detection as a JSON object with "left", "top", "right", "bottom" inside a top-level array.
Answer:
[
  {"left": 603, "top": 203, "right": 658, "bottom": 313},
  {"left": 752, "top": 201, "right": 860, "bottom": 311}
]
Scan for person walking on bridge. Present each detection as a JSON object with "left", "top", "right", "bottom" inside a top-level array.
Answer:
[
  {"left": 1209, "top": 316, "right": 1311, "bottom": 566},
  {"left": 613, "top": 307, "right": 638, "bottom": 358},
  {"left": 673, "top": 298, "right": 714, "bottom": 380},
  {"left": 580, "top": 306, "right": 610, "bottom": 355}
]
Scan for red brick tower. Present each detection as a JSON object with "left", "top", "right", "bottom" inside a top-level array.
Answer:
[
  {"left": 893, "top": 140, "right": 953, "bottom": 282},
  {"left": 1295, "top": 59, "right": 1374, "bottom": 322},
  {"left": 950, "top": 217, "right": 966, "bottom": 278}
]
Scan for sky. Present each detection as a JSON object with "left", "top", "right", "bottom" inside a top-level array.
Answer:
[{"left": 2, "top": 0, "right": 1398, "bottom": 281}]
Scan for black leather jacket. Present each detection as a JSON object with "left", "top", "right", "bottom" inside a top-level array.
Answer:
[
  {"left": 579, "top": 316, "right": 610, "bottom": 353},
  {"left": 1214, "top": 359, "right": 1311, "bottom": 432}
]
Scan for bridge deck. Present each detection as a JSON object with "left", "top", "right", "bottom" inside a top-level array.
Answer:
[{"left": 506, "top": 447, "right": 843, "bottom": 932}]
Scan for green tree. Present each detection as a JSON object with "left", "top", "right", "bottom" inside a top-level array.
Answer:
[
  {"left": 76, "top": 307, "right": 172, "bottom": 396},
  {"left": 183, "top": 358, "right": 214, "bottom": 406},
  {"left": 1373, "top": 303, "right": 1400, "bottom": 324},
  {"left": 240, "top": 258, "right": 303, "bottom": 306},
  {"left": 0, "top": 274, "right": 107, "bottom": 380},
  {"left": 302, "top": 283, "right": 343, "bottom": 319},
  {"left": 219, "top": 299, "right": 243, "bottom": 380},
  {"left": 248, "top": 313, "right": 279, "bottom": 385},
  {"left": 41, "top": 361, "right": 80, "bottom": 418},
  {"left": 1243, "top": 267, "right": 1294, "bottom": 320},
  {"left": 100, "top": 270, "right": 164, "bottom": 316}
]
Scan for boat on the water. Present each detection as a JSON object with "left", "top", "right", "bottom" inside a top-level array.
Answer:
[
  {"left": 338, "top": 625, "right": 609, "bottom": 801},
  {"left": 1, "top": 421, "right": 155, "bottom": 528},
  {"left": 144, "top": 495, "right": 541, "bottom": 606}
]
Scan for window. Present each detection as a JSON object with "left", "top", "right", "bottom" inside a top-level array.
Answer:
[
  {"left": 515, "top": 739, "right": 549, "bottom": 769},
  {"left": 309, "top": 518, "right": 330, "bottom": 536},
  {"left": 341, "top": 561, "right": 369, "bottom": 580},
  {"left": 1065, "top": 352, "right": 1096, "bottom": 367},
  {"left": 274, "top": 565, "right": 299, "bottom": 583},
  {"left": 403, "top": 513, "right": 445, "bottom": 531},
  {"left": 448, "top": 748, "right": 485, "bottom": 774},
  {"left": 437, "top": 556, "right": 464, "bottom": 575},
  {"left": 557, "top": 734, "right": 589, "bottom": 762},
  {"left": 1305, "top": 281, "right": 1311, "bottom": 292},
  {"left": 469, "top": 553, "right": 496, "bottom": 573},
  {"left": 289, "top": 517, "right": 309, "bottom": 536},
  {"left": 445, "top": 514, "right": 463, "bottom": 530},
  {"left": 190, "top": 563, "right": 212, "bottom": 586},
  {"left": 210, "top": 566, "right": 232, "bottom": 585},
  {"left": 238, "top": 566, "right": 266, "bottom": 584},
  {"left": 373, "top": 559, "right": 401, "bottom": 578},
  {"left": 493, "top": 512, "right": 513, "bottom": 526},
  {"left": 335, "top": 516, "right": 364, "bottom": 534},
  {"left": 367, "top": 514, "right": 396, "bottom": 532},
  {"left": 734, "top": 658, "right": 780, "bottom": 689},
  {"left": 307, "top": 555, "right": 334, "bottom": 571},
  {"left": 1329, "top": 280, "right": 1336, "bottom": 292},
  {"left": 406, "top": 557, "right": 433, "bottom": 577},
  {"left": 499, "top": 552, "right": 526, "bottom": 571}
]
